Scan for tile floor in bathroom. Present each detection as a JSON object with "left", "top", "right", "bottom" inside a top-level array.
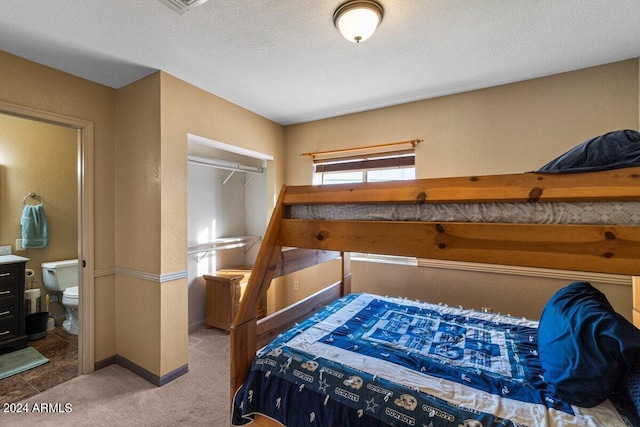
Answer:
[{"left": 0, "top": 326, "right": 79, "bottom": 403}]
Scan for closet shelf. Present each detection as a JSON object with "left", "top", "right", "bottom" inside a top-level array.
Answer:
[
  {"left": 187, "top": 155, "right": 263, "bottom": 187},
  {"left": 188, "top": 236, "right": 261, "bottom": 262}
]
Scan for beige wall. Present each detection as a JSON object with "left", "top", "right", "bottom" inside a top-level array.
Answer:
[
  {"left": 114, "top": 73, "right": 164, "bottom": 374},
  {"left": 2, "top": 46, "right": 639, "bottom": 382},
  {"left": 0, "top": 114, "right": 77, "bottom": 318},
  {"left": 114, "top": 71, "right": 285, "bottom": 377},
  {"left": 349, "top": 262, "right": 634, "bottom": 322},
  {"left": 282, "top": 59, "right": 640, "bottom": 321},
  {"left": 158, "top": 73, "right": 284, "bottom": 375},
  {"left": 286, "top": 59, "right": 638, "bottom": 182},
  {"left": 0, "top": 49, "right": 285, "bottom": 380},
  {"left": 0, "top": 50, "right": 117, "bottom": 363},
  {"left": 273, "top": 259, "right": 634, "bottom": 322},
  {"left": 159, "top": 72, "right": 285, "bottom": 274}
]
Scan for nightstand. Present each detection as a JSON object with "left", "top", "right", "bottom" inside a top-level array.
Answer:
[{"left": 203, "top": 266, "right": 265, "bottom": 333}]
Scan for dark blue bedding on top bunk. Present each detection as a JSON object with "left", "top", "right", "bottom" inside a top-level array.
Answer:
[
  {"left": 232, "top": 293, "right": 640, "bottom": 427},
  {"left": 536, "top": 129, "right": 640, "bottom": 173}
]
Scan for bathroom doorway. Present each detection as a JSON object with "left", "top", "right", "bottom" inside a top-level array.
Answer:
[{"left": 0, "top": 101, "right": 94, "bottom": 380}]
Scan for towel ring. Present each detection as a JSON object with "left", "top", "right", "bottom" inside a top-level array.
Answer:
[{"left": 23, "top": 192, "right": 44, "bottom": 206}]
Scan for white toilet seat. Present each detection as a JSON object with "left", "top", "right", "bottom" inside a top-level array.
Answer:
[
  {"left": 61, "top": 285, "right": 79, "bottom": 335},
  {"left": 62, "top": 286, "right": 79, "bottom": 307},
  {"left": 41, "top": 260, "right": 80, "bottom": 336},
  {"left": 62, "top": 286, "right": 79, "bottom": 335}
]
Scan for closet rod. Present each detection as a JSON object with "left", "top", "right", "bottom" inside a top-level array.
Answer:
[
  {"left": 300, "top": 139, "right": 422, "bottom": 159},
  {"left": 187, "top": 155, "right": 263, "bottom": 174}
]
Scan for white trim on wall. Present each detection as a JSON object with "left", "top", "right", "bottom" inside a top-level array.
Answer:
[
  {"left": 417, "top": 258, "right": 631, "bottom": 286},
  {"left": 96, "top": 267, "right": 188, "bottom": 283},
  {"left": 94, "top": 267, "right": 116, "bottom": 278}
]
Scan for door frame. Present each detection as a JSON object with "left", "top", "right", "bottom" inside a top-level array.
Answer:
[{"left": 0, "top": 100, "right": 94, "bottom": 374}]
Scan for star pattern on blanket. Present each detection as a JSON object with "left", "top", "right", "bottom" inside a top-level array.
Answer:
[
  {"left": 279, "top": 359, "right": 291, "bottom": 374},
  {"left": 365, "top": 397, "right": 379, "bottom": 413},
  {"left": 318, "top": 378, "right": 330, "bottom": 393}
]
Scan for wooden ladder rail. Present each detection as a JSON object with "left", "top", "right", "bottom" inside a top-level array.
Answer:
[
  {"left": 229, "top": 186, "right": 352, "bottom": 400},
  {"left": 230, "top": 186, "right": 285, "bottom": 398}
]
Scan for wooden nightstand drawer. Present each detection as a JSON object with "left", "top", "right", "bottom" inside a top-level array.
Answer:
[{"left": 203, "top": 266, "right": 264, "bottom": 333}]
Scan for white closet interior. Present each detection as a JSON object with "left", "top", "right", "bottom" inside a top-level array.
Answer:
[{"left": 186, "top": 136, "right": 271, "bottom": 330}]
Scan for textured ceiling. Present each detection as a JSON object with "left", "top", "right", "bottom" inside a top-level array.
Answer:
[{"left": 1, "top": 0, "right": 640, "bottom": 125}]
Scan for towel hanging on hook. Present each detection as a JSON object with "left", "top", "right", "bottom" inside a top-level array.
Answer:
[
  {"left": 23, "top": 192, "right": 44, "bottom": 207},
  {"left": 21, "top": 197, "right": 48, "bottom": 248}
]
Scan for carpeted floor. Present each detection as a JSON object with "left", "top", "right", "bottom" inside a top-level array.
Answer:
[{"left": 2, "top": 326, "right": 231, "bottom": 427}]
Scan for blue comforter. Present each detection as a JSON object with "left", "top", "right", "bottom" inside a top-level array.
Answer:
[{"left": 232, "top": 293, "right": 639, "bottom": 426}]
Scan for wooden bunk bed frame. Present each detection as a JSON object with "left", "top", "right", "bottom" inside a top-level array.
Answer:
[{"left": 230, "top": 167, "right": 640, "bottom": 426}]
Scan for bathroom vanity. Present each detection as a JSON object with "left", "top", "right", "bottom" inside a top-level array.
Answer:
[{"left": 0, "top": 255, "right": 29, "bottom": 354}]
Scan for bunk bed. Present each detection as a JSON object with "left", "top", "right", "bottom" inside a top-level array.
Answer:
[{"left": 230, "top": 164, "right": 640, "bottom": 427}]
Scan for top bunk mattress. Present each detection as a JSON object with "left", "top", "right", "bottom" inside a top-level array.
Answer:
[{"left": 290, "top": 201, "right": 640, "bottom": 225}]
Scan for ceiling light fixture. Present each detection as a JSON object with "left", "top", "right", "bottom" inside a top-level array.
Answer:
[
  {"left": 159, "top": 0, "right": 209, "bottom": 15},
  {"left": 333, "top": 0, "right": 384, "bottom": 43}
]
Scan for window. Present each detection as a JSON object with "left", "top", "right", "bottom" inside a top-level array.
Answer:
[
  {"left": 312, "top": 150, "right": 417, "bottom": 265},
  {"left": 313, "top": 150, "right": 415, "bottom": 185}
]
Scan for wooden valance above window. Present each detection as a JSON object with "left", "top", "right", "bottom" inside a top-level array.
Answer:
[
  {"left": 300, "top": 139, "right": 422, "bottom": 159},
  {"left": 313, "top": 150, "right": 415, "bottom": 173}
]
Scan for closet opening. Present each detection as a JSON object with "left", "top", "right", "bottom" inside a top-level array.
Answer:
[{"left": 186, "top": 134, "right": 273, "bottom": 332}]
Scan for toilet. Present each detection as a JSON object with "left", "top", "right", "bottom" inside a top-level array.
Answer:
[{"left": 42, "top": 259, "right": 79, "bottom": 335}]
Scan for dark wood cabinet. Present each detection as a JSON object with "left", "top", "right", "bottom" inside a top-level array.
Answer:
[
  {"left": 0, "top": 258, "right": 28, "bottom": 354},
  {"left": 203, "top": 267, "right": 264, "bottom": 333}
]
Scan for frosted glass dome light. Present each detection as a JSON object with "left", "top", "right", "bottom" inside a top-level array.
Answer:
[{"left": 333, "top": 1, "right": 384, "bottom": 43}]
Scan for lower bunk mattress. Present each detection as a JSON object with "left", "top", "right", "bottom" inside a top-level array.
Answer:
[{"left": 232, "top": 293, "right": 639, "bottom": 426}]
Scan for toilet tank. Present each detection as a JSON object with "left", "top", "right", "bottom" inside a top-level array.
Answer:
[{"left": 42, "top": 259, "right": 79, "bottom": 292}]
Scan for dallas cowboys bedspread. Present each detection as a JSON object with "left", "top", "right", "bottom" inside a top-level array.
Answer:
[{"left": 232, "top": 293, "right": 639, "bottom": 426}]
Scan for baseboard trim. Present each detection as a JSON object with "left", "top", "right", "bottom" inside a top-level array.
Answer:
[
  {"left": 94, "top": 355, "right": 117, "bottom": 371},
  {"left": 158, "top": 362, "right": 190, "bottom": 386},
  {"left": 189, "top": 319, "right": 206, "bottom": 335},
  {"left": 94, "top": 354, "right": 188, "bottom": 387}
]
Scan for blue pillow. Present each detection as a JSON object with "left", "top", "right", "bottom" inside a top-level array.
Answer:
[
  {"left": 538, "top": 282, "right": 640, "bottom": 407},
  {"left": 537, "top": 129, "right": 640, "bottom": 173},
  {"left": 626, "top": 359, "right": 640, "bottom": 416}
]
